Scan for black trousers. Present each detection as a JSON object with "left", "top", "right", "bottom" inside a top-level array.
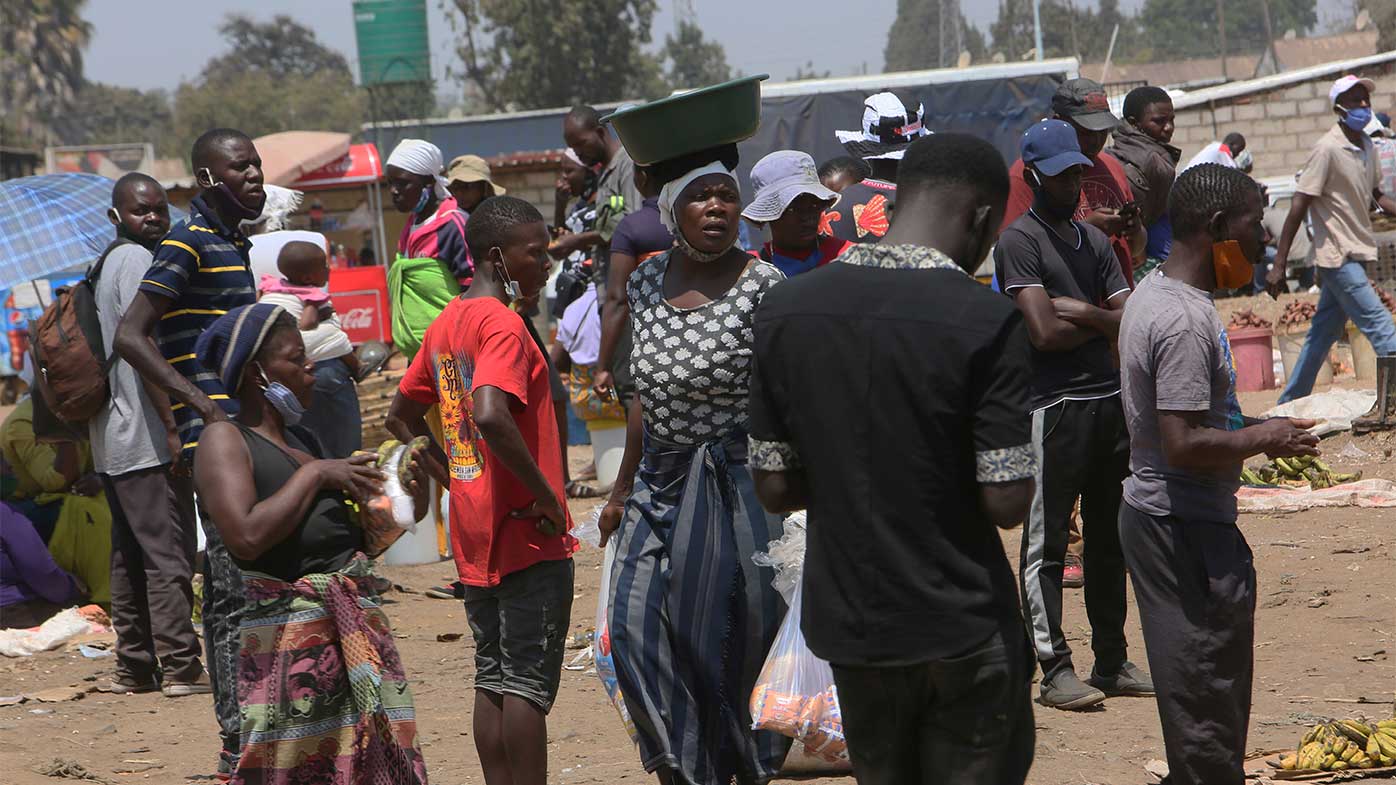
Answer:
[
  {"left": 1019, "top": 396, "right": 1130, "bottom": 682},
  {"left": 1119, "top": 504, "right": 1255, "bottom": 785},
  {"left": 831, "top": 627, "right": 1035, "bottom": 785},
  {"left": 103, "top": 467, "right": 202, "bottom": 684}
]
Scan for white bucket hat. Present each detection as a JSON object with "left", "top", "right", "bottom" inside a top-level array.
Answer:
[{"left": 741, "top": 150, "right": 840, "bottom": 223}]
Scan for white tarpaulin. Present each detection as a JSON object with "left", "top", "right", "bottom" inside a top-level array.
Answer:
[{"left": 1262, "top": 389, "right": 1377, "bottom": 437}]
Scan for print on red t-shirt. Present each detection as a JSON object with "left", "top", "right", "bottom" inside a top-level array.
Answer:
[{"left": 399, "top": 296, "right": 577, "bottom": 587}]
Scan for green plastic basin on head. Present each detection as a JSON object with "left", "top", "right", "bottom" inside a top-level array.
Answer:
[{"left": 602, "top": 74, "right": 769, "bottom": 166}]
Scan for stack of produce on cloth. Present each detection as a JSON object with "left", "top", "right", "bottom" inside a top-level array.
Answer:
[
  {"left": 1229, "top": 309, "right": 1273, "bottom": 330},
  {"left": 1276, "top": 717, "right": 1396, "bottom": 772},
  {"left": 1240, "top": 455, "right": 1362, "bottom": 490}
]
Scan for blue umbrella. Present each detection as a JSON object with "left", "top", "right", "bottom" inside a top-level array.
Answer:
[{"left": 0, "top": 172, "right": 187, "bottom": 291}]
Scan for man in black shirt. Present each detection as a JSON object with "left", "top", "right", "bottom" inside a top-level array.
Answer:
[
  {"left": 994, "top": 120, "right": 1151, "bottom": 711},
  {"left": 826, "top": 91, "right": 929, "bottom": 245},
  {"left": 749, "top": 133, "right": 1036, "bottom": 785}
]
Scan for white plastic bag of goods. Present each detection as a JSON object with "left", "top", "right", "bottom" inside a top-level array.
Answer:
[
  {"left": 593, "top": 539, "right": 638, "bottom": 744},
  {"left": 0, "top": 608, "right": 92, "bottom": 657}
]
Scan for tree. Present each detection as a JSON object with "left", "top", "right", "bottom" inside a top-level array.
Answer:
[
  {"left": 1361, "top": 0, "right": 1396, "bottom": 51},
  {"left": 201, "top": 14, "right": 351, "bottom": 80},
  {"left": 443, "top": 0, "right": 660, "bottom": 112},
  {"left": 1136, "top": 0, "right": 1318, "bottom": 60},
  {"left": 662, "top": 20, "right": 731, "bottom": 91},
  {"left": 789, "top": 61, "right": 831, "bottom": 81},
  {"left": 885, "top": 0, "right": 988, "bottom": 71},
  {"left": 171, "top": 15, "right": 364, "bottom": 160},
  {"left": 51, "top": 83, "right": 175, "bottom": 154},
  {"left": 1, "top": 0, "right": 93, "bottom": 143}
]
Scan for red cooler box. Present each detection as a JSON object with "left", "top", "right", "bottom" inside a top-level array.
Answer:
[{"left": 329, "top": 266, "right": 391, "bottom": 345}]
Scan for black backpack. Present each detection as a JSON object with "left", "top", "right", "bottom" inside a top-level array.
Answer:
[{"left": 28, "top": 238, "right": 131, "bottom": 434}]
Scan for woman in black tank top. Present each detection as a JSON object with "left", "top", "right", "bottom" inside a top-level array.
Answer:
[{"left": 192, "top": 304, "right": 429, "bottom": 785}]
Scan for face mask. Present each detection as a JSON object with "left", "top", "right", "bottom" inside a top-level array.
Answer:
[
  {"left": 674, "top": 227, "right": 730, "bottom": 263},
  {"left": 494, "top": 256, "right": 521, "bottom": 302},
  {"left": 1340, "top": 105, "right": 1373, "bottom": 133},
  {"left": 200, "top": 169, "right": 263, "bottom": 221},
  {"left": 1031, "top": 187, "right": 1078, "bottom": 223},
  {"left": 258, "top": 366, "right": 305, "bottom": 426},
  {"left": 413, "top": 187, "right": 432, "bottom": 215},
  {"left": 1212, "top": 240, "right": 1254, "bottom": 290}
]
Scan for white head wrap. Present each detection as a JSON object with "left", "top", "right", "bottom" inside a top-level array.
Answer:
[
  {"left": 564, "top": 147, "right": 586, "bottom": 167},
  {"left": 240, "top": 185, "right": 303, "bottom": 233},
  {"left": 387, "top": 139, "right": 450, "bottom": 199},
  {"left": 657, "top": 161, "right": 740, "bottom": 237}
]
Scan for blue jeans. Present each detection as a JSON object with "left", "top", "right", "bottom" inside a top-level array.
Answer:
[
  {"left": 1279, "top": 260, "right": 1396, "bottom": 403},
  {"left": 299, "top": 357, "right": 362, "bottom": 458}
]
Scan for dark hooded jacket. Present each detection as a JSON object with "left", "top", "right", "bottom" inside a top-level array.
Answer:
[{"left": 1110, "top": 124, "right": 1181, "bottom": 226}]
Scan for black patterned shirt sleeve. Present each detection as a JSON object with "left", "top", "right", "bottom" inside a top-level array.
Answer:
[{"left": 972, "top": 312, "right": 1036, "bottom": 483}]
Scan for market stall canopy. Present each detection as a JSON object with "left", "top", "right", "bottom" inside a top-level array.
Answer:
[
  {"left": 253, "top": 131, "right": 352, "bottom": 186},
  {"left": 289, "top": 143, "right": 383, "bottom": 190}
]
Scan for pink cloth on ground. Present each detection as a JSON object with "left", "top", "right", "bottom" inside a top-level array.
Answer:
[{"left": 258, "top": 275, "right": 331, "bottom": 304}]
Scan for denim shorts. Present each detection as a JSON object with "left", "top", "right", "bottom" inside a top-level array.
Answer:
[{"left": 463, "top": 558, "right": 575, "bottom": 712}]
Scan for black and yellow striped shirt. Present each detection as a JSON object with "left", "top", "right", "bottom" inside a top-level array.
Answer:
[{"left": 138, "top": 195, "right": 256, "bottom": 459}]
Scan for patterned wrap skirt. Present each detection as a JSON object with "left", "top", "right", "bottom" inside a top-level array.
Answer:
[
  {"left": 233, "top": 556, "right": 428, "bottom": 785},
  {"left": 609, "top": 430, "right": 792, "bottom": 785}
]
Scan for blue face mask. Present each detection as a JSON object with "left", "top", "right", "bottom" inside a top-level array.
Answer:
[
  {"left": 258, "top": 367, "right": 305, "bottom": 427},
  {"left": 1341, "top": 105, "right": 1373, "bottom": 133},
  {"left": 413, "top": 186, "right": 432, "bottom": 215}
]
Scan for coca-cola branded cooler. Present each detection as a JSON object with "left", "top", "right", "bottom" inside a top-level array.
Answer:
[{"left": 328, "top": 266, "right": 391, "bottom": 345}]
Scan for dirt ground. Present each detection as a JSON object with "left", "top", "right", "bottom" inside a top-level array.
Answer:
[{"left": 1, "top": 384, "right": 1394, "bottom": 785}]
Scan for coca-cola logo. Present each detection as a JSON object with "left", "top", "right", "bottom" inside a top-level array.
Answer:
[{"left": 342, "top": 307, "right": 375, "bottom": 330}]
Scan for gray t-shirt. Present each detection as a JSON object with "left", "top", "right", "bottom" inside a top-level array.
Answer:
[
  {"left": 88, "top": 243, "right": 171, "bottom": 475},
  {"left": 1119, "top": 270, "right": 1245, "bottom": 521}
]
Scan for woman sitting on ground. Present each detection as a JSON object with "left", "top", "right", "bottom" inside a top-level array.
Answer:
[{"left": 192, "top": 303, "right": 429, "bottom": 785}]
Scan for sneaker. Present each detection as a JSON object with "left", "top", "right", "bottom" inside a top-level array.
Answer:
[
  {"left": 1062, "top": 554, "right": 1085, "bottom": 589},
  {"left": 1088, "top": 661, "right": 1155, "bottom": 697},
  {"left": 1039, "top": 670, "right": 1106, "bottom": 711},
  {"left": 107, "top": 676, "right": 160, "bottom": 695},
  {"left": 162, "top": 671, "right": 214, "bottom": 697},
  {"left": 424, "top": 581, "right": 465, "bottom": 600}
]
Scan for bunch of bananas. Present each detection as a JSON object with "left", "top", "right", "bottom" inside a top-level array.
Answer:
[
  {"left": 1280, "top": 718, "right": 1396, "bottom": 771},
  {"left": 368, "top": 436, "right": 430, "bottom": 485},
  {"left": 1240, "top": 456, "right": 1362, "bottom": 490}
]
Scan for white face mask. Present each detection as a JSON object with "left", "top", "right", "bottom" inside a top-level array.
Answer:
[{"left": 494, "top": 254, "right": 521, "bottom": 302}]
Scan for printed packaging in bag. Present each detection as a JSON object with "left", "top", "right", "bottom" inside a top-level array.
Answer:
[
  {"left": 355, "top": 441, "right": 420, "bottom": 556},
  {"left": 750, "top": 515, "right": 848, "bottom": 763},
  {"left": 594, "top": 539, "right": 638, "bottom": 743}
]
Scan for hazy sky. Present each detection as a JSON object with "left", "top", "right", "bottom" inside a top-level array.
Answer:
[
  {"left": 82, "top": 0, "right": 907, "bottom": 94},
  {"left": 84, "top": 0, "right": 1355, "bottom": 98}
]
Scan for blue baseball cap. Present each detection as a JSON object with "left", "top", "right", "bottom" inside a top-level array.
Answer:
[{"left": 1021, "top": 119, "right": 1093, "bottom": 176}]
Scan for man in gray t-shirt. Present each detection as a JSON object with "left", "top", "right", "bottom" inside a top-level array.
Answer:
[
  {"left": 1117, "top": 164, "right": 1317, "bottom": 785},
  {"left": 90, "top": 174, "right": 207, "bottom": 696}
]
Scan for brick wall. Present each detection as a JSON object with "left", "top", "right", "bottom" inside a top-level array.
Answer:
[
  {"left": 1171, "top": 61, "right": 1396, "bottom": 180},
  {"left": 493, "top": 165, "right": 564, "bottom": 219}
]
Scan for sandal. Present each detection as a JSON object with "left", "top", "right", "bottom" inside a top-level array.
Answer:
[{"left": 566, "top": 480, "right": 601, "bottom": 499}]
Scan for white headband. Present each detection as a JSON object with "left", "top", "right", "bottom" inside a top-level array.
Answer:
[
  {"left": 387, "top": 139, "right": 450, "bottom": 199},
  {"left": 657, "top": 161, "right": 739, "bottom": 237}
]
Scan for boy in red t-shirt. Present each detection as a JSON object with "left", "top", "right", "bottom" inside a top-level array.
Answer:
[{"left": 387, "top": 195, "right": 577, "bottom": 785}]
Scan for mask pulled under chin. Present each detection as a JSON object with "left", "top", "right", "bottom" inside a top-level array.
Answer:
[
  {"left": 1032, "top": 191, "right": 1078, "bottom": 223},
  {"left": 1212, "top": 240, "right": 1254, "bottom": 290},
  {"left": 214, "top": 182, "right": 264, "bottom": 221},
  {"left": 674, "top": 228, "right": 732, "bottom": 263}
]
